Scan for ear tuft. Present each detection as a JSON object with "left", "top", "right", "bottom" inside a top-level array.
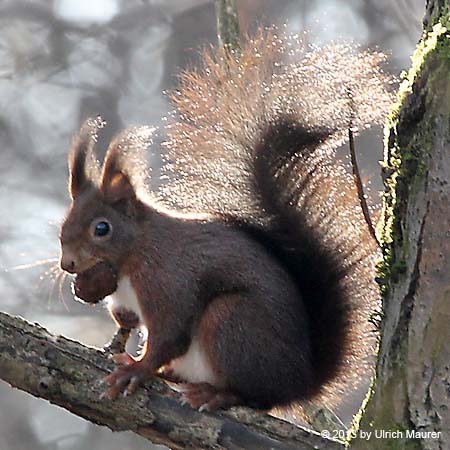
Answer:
[
  {"left": 100, "top": 126, "right": 154, "bottom": 204},
  {"left": 69, "top": 116, "right": 105, "bottom": 198}
]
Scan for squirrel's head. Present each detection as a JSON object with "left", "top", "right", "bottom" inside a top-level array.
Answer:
[{"left": 59, "top": 117, "right": 153, "bottom": 275}]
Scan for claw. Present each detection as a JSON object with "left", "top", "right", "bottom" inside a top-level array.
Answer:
[
  {"left": 102, "top": 373, "right": 116, "bottom": 386},
  {"left": 99, "top": 360, "right": 152, "bottom": 400},
  {"left": 177, "top": 384, "right": 190, "bottom": 393},
  {"left": 124, "top": 375, "right": 140, "bottom": 396},
  {"left": 104, "top": 375, "right": 131, "bottom": 399},
  {"left": 177, "top": 382, "right": 240, "bottom": 411}
]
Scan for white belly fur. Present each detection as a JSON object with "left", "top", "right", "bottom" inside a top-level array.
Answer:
[
  {"left": 106, "top": 275, "right": 144, "bottom": 324},
  {"left": 168, "top": 336, "right": 220, "bottom": 386},
  {"left": 107, "top": 276, "right": 218, "bottom": 385}
]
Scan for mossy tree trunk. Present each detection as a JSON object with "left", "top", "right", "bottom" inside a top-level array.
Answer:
[{"left": 350, "top": 1, "right": 450, "bottom": 449}]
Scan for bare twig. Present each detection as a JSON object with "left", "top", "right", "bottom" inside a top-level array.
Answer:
[
  {"left": 348, "top": 128, "right": 379, "bottom": 245},
  {"left": 347, "top": 86, "right": 379, "bottom": 246}
]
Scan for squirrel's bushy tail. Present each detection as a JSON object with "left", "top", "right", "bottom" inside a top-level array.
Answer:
[{"left": 160, "top": 31, "right": 392, "bottom": 406}]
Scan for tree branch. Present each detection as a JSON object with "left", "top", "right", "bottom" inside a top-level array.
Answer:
[{"left": 0, "top": 311, "right": 344, "bottom": 450}]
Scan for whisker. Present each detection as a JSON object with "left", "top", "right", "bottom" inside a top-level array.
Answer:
[
  {"left": 37, "top": 264, "right": 59, "bottom": 290},
  {"left": 47, "top": 269, "right": 63, "bottom": 305},
  {"left": 30, "top": 263, "right": 57, "bottom": 300},
  {"left": 46, "top": 268, "right": 59, "bottom": 307},
  {"left": 27, "top": 259, "right": 69, "bottom": 312},
  {"left": 9, "top": 258, "right": 59, "bottom": 271},
  {"left": 48, "top": 265, "right": 60, "bottom": 274},
  {"left": 42, "top": 265, "right": 59, "bottom": 279},
  {"left": 40, "top": 263, "right": 65, "bottom": 307},
  {"left": 58, "top": 271, "right": 71, "bottom": 312}
]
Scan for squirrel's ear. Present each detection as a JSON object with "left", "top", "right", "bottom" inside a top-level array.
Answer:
[
  {"left": 101, "top": 165, "right": 136, "bottom": 204},
  {"left": 69, "top": 117, "right": 104, "bottom": 198},
  {"left": 100, "top": 141, "right": 137, "bottom": 204},
  {"left": 100, "top": 127, "right": 153, "bottom": 204}
]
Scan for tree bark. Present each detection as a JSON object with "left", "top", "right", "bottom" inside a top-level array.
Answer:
[
  {"left": 350, "top": 2, "right": 450, "bottom": 449},
  {"left": 0, "top": 311, "right": 344, "bottom": 450}
]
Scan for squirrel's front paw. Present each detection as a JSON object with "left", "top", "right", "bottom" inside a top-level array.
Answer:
[{"left": 101, "top": 358, "right": 152, "bottom": 399}]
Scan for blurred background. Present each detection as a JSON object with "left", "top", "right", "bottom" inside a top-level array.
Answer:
[{"left": 0, "top": 0, "right": 425, "bottom": 449}]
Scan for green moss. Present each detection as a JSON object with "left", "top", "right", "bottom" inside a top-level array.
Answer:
[
  {"left": 349, "top": 367, "right": 422, "bottom": 450},
  {"left": 377, "top": 19, "right": 450, "bottom": 296},
  {"left": 427, "top": 1, "right": 450, "bottom": 30},
  {"left": 390, "top": 22, "right": 448, "bottom": 117},
  {"left": 390, "top": 260, "right": 407, "bottom": 277},
  {"left": 346, "top": 375, "right": 376, "bottom": 443}
]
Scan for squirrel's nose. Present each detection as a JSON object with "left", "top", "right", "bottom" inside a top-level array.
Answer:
[
  {"left": 61, "top": 257, "right": 76, "bottom": 274},
  {"left": 60, "top": 249, "right": 78, "bottom": 274}
]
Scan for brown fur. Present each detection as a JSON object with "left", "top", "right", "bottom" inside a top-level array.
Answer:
[
  {"left": 110, "top": 306, "right": 140, "bottom": 330},
  {"left": 60, "top": 32, "right": 393, "bottom": 410}
]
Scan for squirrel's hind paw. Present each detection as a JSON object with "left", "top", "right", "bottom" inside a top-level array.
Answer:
[{"left": 179, "top": 382, "right": 240, "bottom": 412}]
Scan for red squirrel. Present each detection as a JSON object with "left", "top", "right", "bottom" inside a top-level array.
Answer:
[{"left": 59, "top": 32, "right": 392, "bottom": 411}]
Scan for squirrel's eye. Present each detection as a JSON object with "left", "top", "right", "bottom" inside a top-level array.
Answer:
[
  {"left": 94, "top": 221, "right": 111, "bottom": 237},
  {"left": 89, "top": 218, "right": 113, "bottom": 240}
]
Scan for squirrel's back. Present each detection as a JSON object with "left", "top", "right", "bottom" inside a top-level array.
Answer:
[{"left": 158, "top": 31, "right": 392, "bottom": 407}]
